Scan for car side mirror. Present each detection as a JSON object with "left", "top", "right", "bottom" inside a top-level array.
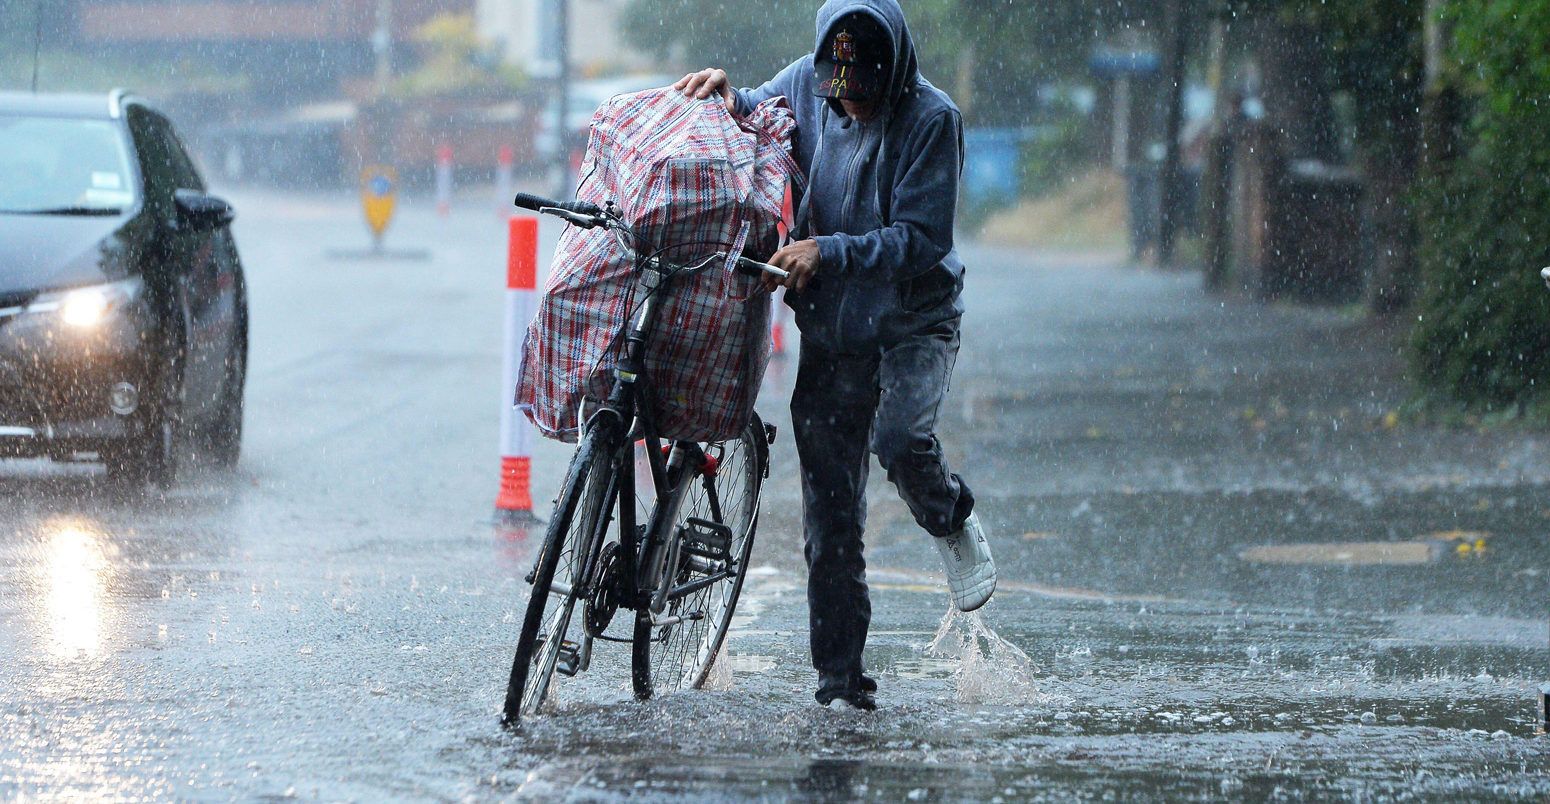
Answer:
[{"left": 173, "top": 189, "right": 236, "bottom": 232}]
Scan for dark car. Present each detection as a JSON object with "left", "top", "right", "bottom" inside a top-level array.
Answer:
[{"left": 0, "top": 90, "right": 247, "bottom": 488}]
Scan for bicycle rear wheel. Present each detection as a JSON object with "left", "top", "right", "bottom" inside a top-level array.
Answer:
[
  {"left": 502, "top": 423, "right": 617, "bottom": 727},
  {"left": 632, "top": 414, "right": 767, "bottom": 698}
]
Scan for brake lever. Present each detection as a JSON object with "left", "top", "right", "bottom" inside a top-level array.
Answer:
[
  {"left": 735, "top": 256, "right": 789, "bottom": 279},
  {"left": 537, "top": 207, "right": 598, "bottom": 229}
]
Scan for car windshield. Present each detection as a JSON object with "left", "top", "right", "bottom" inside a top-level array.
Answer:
[{"left": 0, "top": 115, "right": 136, "bottom": 214}]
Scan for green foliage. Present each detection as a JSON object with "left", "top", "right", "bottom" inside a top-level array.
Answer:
[
  {"left": 1018, "top": 112, "right": 1090, "bottom": 197},
  {"left": 393, "top": 13, "right": 524, "bottom": 98},
  {"left": 1411, "top": 0, "right": 1550, "bottom": 405},
  {"left": 621, "top": 0, "right": 813, "bottom": 89},
  {"left": 0, "top": 0, "right": 248, "bottom": 95},
  {"left": 0, "top": 49, "right": 249, "bottom": 95}
]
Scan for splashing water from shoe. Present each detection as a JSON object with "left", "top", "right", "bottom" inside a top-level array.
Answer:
[{"left": 926, "top": 605, "right": 1060, "bottom": 705}]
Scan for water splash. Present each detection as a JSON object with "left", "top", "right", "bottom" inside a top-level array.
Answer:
[
  {"left": 702, "top": 647, "right": 734, "bottom": 691},
  {"left": 926, "top": 606, "right": 1058, "bottom": 705}
]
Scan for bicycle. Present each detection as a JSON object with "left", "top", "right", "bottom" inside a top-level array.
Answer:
[{"left": 502, "top": 191, "right": 788, "bottom": 728}]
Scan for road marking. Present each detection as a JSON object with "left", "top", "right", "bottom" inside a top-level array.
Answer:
[
  {"left": 1240, "top": 541, "right": 1438, "bottom": 566},
  {"left": 869, "top": 567, "right": 1188, "bottom": 605}
]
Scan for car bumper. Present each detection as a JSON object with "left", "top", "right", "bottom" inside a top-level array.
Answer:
[{"left": 0, "top": 307, "right": 153, "bottom": 459}]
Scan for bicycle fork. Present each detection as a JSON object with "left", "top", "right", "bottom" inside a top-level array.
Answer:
[{"left": 640, "top": 442, "right": 700, "bottom": 615}]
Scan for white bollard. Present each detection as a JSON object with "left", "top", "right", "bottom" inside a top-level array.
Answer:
[
  {"left": 496, "top": 215, "right": 541, "bottom": 525},
  {"left": 495, "top": 145, "right": 515, "bottom": 219},
  {"left": 435, "top": 142, "right": 453, "bottom": 218}
]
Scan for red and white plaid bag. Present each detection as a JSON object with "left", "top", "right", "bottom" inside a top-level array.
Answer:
[{"left": 515, "top": 89, "right": 799, "bottom": 443}]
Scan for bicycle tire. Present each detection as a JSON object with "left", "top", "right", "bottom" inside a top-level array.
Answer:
[
  {"left": 502, "top": 424, "right": 616, "bottom": 727},
  {"left": 631, "top": 414, "right": 767, "bottom": 699}
]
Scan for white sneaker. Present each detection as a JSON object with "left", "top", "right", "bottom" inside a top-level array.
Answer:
[{"left": 934, "top": 513, "right": 996, "bottom": 612}]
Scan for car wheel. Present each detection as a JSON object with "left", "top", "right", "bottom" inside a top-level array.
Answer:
[
  {"left": 202, "top": 323, "right": 246, "bottom": 468},
  {"left": 106, "top": 336, "right": 185, "bottom": 491}
]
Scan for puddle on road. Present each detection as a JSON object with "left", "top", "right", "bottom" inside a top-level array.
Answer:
[{"left": 7, "top": 547, "right": 1545, "bottom": 802}]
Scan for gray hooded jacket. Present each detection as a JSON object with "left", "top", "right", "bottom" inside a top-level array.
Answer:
[{"left": 734, "top": 0, "right": 965, "bottom": 354}]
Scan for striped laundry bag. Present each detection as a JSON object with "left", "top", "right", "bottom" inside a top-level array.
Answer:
[{"left": 515, "top": 89, "right": 800, "bottom": 443}]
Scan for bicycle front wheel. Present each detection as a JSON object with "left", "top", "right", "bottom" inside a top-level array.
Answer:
[
  {"left": 632, "top": 414, "right": 767, "bottom": 699},
  {"left": 502, "top": 423, "right": 617, "bottom": 727}
]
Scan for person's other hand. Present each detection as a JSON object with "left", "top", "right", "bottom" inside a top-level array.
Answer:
[
  {"left": 673, "top": 68, "right": 735, "bottom": 112},
  {"left": 768, "top": 239, "right": 821, "bottom": 293}
]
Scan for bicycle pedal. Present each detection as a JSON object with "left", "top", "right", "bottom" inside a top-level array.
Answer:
[
  {"left": 531, "top": 635, "right": 584, "bottom": 677},
  {"left": 554, "top": 640, "right": 583, "bottom": 677},
  {"left": 682, "top": 517, "right": 733, "bottom": 561}
]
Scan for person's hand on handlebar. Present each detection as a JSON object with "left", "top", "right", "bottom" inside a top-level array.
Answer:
[
  {"left": 674, "top": 68, "right": 735, "bottom": 113},
  {"left": 766, "top": 239, "right": 820, "bottom": 293}
]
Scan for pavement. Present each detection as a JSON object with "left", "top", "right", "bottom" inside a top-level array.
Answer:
[{"left": 0, "top": 188, "right": 1546, "bottom": 801}]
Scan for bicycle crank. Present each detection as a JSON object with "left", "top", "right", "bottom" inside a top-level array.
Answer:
[{"left": 584, "top": 541, "right": 624, "bottom": 637}]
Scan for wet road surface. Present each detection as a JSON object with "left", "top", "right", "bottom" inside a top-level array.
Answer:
[{"left": 1, "top": 189, "right": 1546, "bottom": 801}]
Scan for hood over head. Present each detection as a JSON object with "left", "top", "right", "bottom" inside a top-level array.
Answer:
[{"left": 812, "top": 0, "right": 919, "bottom": 116}]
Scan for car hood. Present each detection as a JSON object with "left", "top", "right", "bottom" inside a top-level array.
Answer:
[{"left": 0, "top": 212, "right": 138, "bottom": 297}]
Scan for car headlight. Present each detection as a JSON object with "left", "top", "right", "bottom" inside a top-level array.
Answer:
[{"left": 26, "top": 278, "right": 142, "bottom": 329}]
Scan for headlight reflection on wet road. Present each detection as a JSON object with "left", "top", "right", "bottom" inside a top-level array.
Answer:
[{"left": 39, "top": 518, "right": 112, "bottom": 659}]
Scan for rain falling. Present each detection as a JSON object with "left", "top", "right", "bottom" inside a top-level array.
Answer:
[{"left": 1, "top": 0, "right": 1547, "bottom": 800}]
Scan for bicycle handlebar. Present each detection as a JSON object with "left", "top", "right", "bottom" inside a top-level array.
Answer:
[
  {"left": 513, "top": 192, "right": 602, "bottom": 218},
  {"left": 733, "top": 255, "right": 789, "bottom": 280},
  {"left": 513, "top": 192, "right": 790, "bottom": 281}
]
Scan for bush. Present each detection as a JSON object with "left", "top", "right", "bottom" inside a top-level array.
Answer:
[
  {"left": 1018, "top": 115, "right": 1089, "bottom": 199},
  {"left": 1410, "top": 0, "right": 1550, "bottom": 406}
]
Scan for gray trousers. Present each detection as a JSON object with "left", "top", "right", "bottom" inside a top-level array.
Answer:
[{"left": 790, "top": 319, "right": 975, "bottom": 683}]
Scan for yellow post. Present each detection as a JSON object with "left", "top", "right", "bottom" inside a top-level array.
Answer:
[{"left": 361, "top": 165, "right": 399, "bottom": 253}]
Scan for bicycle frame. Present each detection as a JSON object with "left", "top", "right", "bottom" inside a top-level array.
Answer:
[
  {"left": 550, "top": 252, "right": 740, "bottom": 675},
  {"left": 508, "top": 192, "right": 776, "bottom": 703}
]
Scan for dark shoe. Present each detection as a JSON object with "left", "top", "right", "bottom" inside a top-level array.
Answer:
[
  {"left": 818, "top": 671, "right": 876, "bottom": 694},
  {"left": 815, "top": 685, "right": 877, "bottom": 711}
]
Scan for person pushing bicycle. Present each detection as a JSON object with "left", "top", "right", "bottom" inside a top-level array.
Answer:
[{"left": 676, "top": 0, "right": 995, "bottom": 711}]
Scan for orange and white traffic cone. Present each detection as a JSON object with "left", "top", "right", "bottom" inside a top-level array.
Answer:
[
  {"left": 771, "top": 181, "right": 795, "bottom": 356},
  {"left": 496, "top": 215, "right": 542, "bottom": 526}
]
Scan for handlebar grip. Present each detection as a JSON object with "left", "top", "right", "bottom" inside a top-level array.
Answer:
[
  {"left": 513, "top": 193, "right": 603, "bottom": 218},
  {"left": 565, "top": 200, "right": 604, "bottom": 217},
  {"left": 512, "top": 192, "right": 555, "bottom": 211}
]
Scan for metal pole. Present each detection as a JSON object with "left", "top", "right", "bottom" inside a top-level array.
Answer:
[
  {"left": 1424, "top": 0, "right": 1444, "bottom": 92},
  {"left": 1157, "top": 0, "right": 1189, "bottom": 265},
  {"left": 1201, "top": 0, "right": 1232, "bottom": 289},
  {"left": 374, "top": 0, "right": 394, "bottom": 97},
  {"left": 1419, "top": 0, "right": 1456, "bottom": 170},
  {"left": 31, "top": 0, "right": 43, "bottom": 93},
  {"left": 1112, "top": 77, "right": 1130, "bottom": 172},
  {"left": 553, "top": 0, "right": 571, "bottom": 199}
]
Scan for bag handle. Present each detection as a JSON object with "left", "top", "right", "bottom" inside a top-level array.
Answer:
[
  {"left": 722, "top": 219, "right": 758, "bottom": 302},
  {"left": 731, "top": 104, "right": 807, "bottom": 200}
]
